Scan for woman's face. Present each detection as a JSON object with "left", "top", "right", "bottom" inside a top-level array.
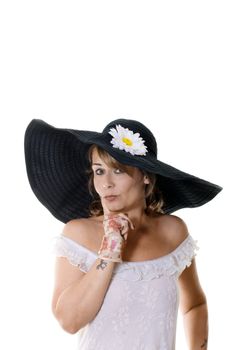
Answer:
[{"left": 91, "top": 148, "right": 149, "bottom": 214}]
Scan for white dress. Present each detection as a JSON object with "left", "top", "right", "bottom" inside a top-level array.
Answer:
[{"left": 53, "top": 233, "right": 199, "bottom": 350}]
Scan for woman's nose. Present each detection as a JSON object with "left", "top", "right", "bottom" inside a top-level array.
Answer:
[
  {"left": 102, "top": 175, "right": 114, "bottom": 189},
  {"left": 102, "top": 183, "right": 113, "bottom": 189}
]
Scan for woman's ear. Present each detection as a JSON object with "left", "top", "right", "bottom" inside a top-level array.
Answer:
[{"left": 144, "top": 176, "right": 150, "bottom": 185}]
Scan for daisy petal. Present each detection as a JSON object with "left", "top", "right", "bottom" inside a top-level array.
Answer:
[{"left": 108, "top": 124, "right": 148, "bottom": 156}]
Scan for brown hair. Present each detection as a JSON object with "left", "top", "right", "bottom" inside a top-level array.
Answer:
[{"left": 86, "top": 144, "right": 165, "bottom": 217}]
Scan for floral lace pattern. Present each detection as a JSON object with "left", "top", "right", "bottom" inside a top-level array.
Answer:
[{"left": 52, "top": 234, "right": 199, "bottom": 350}]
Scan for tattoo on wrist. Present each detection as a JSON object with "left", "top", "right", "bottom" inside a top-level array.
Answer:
[
  {"left": 201, "top": 338, "right": 208, "bottom": 348},
  {"left": 96, "top": 259, "right": 108, "bottom": 270}
]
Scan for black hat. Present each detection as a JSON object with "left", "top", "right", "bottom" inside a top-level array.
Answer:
[{"left": 24, "top": 118, "right": 223, "bottom": 223}]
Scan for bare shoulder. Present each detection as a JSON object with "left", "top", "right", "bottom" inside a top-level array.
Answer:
[
  {"left": 62, "top": 216, "right": 103, "bottom": 249},
  {"left": 155, "top": 213, "right": 189, "bottom": 247},
  {"left": 156, "top": 213, "right": 188, "bottom": 231}
]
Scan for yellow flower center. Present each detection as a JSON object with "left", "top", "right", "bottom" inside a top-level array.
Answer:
[{"left": 122, "top": 137, "right": 133, "bottom": 146}]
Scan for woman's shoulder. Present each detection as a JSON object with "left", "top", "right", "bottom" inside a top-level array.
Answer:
[
  {"left": 61, "top": 216, "right": 103, "bottom": 249},
  {"left": 153, "top": 213, "right": 189, "bottom": 248},
  {"left": 156, "top": 213, "right": 188, "bottom": 228},
  {"left": 63, "top": 216, "right": 103, "bottom": 230}
]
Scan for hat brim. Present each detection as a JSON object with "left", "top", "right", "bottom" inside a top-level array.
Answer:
[{"left": 24, "top": 119, "right": 223, "bottom": 223}]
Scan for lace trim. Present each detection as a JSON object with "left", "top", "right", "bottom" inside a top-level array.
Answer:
[
  {"left": 51, "top": 234, "right": 199, "bottom": 280},
  {"left": 51, "top": 235, "right": 94, "bottom": 273},
  {"left": 114, "top": 235, "right": 199, "bottom": 281}
]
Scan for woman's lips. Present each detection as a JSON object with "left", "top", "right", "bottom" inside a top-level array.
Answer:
[{"left": 104, "top": 195, "right": 118, "bottom": 202}]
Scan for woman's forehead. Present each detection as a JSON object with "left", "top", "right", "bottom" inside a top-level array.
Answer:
[
  {"left": 91, "top": 147, "right": 144, "bottom": 177},
  {"left": 92, "top": 147, "right": 115, "bottom": 163},
  {"left": 91, "top": 149, "right": 144, "bottom": 179}
]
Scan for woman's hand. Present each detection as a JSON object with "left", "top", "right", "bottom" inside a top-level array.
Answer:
[{"left": 98, "top": 212, "right": 134, "bottom": 263}]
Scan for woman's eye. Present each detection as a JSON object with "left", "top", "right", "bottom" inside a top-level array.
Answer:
[
  {"left": 94, "top": 168, "right": 104, "bottom": 175},
  {"left": 114, "top": 168, "right": 124, "bottom": 174},
  {"left": 93, "top": 168, "right": 124, "bottom": 175}
]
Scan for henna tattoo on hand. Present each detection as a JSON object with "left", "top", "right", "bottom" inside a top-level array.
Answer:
[
  {"left": 96, "top": 259, "right": 108, "bottom": 270},
  {"left": 201, "top": 338, "right": 208, "bottom": 348}
]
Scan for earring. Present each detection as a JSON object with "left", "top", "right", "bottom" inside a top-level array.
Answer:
[{"left": 144, "top": 176, "right": 150, "bottom": 185}]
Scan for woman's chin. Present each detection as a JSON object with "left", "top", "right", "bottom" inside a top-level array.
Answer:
[
  {"left": 106, "top": 203, "right": 125, "bottom": 213},
  {"left": 101, "top": 198, "right": 128, "bottom": 214}
]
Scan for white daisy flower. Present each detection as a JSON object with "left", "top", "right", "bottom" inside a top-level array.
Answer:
[{"left": 108, "top": 124, "right": 148, "bottom": 156}]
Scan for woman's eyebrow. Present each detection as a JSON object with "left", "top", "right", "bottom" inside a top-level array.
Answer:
[{"left": 92, "top": 162, "right": 103, "bottom": 166}]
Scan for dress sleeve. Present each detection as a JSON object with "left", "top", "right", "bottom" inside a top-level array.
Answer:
[
  {"left": 175, "top": 234, "right": 200, "bottom": 277},
  {"left": 51, "top": 234, "right": 96, "bottom": 273}
]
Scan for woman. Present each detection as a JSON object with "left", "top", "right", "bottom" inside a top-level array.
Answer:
[{"left": 24, "top": 118, "right": 222, "bottom": 349}]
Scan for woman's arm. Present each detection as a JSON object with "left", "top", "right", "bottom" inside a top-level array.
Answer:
[
  {"left": 178, "top": 258, "right": 208, "bottom": 350},
  {"left": 52, "top": 219, "right": 117, "bottom": 334}
]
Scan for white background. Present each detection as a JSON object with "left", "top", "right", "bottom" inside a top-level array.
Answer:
[{"left": 0, "top": 1, "right": 232, "bottom": 349}]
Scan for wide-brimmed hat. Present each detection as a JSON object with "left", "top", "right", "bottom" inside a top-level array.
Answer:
[{"left": 24, "top": 118, "right": 222, "bottom": 223}]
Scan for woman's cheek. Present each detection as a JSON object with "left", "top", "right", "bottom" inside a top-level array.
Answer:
[{"left": 93, "top": 178, "right": 100, "bottom": 195}]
